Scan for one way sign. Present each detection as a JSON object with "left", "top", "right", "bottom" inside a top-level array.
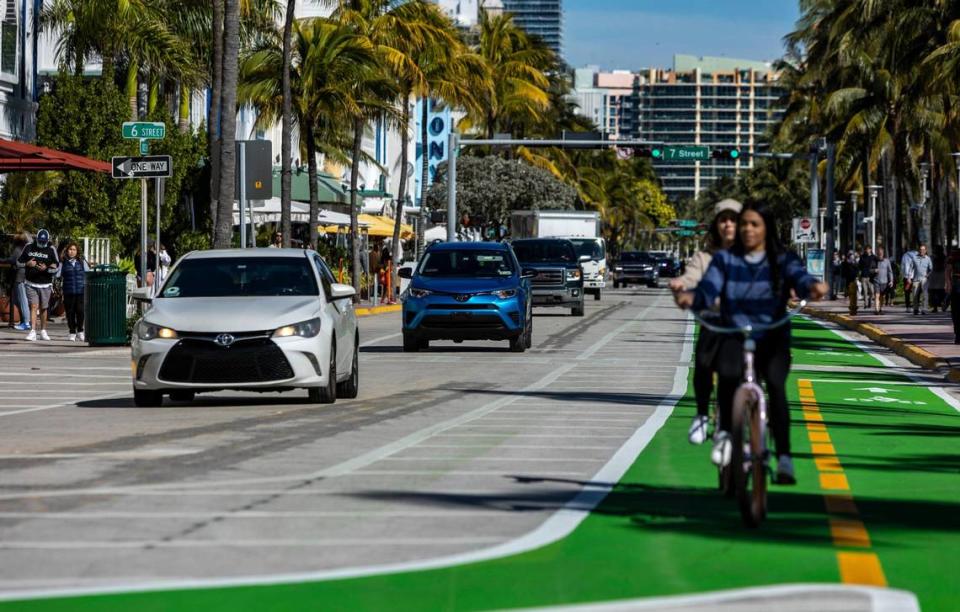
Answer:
[{"left": 111, "top": 155, "right": 173, "bottom": 179}]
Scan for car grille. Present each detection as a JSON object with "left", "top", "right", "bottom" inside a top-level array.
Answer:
[
  {"left": 531, "top": 269, "right": 564, "bottom": 286},
  {"left": 159, "top": 338, "right": 294, "bottom": 384},
  {"left": 426, "top": 303, "right": 496, "bottom": 310},
  {"left": 421, "top": 314, "right": 504, "bottom": 330}
]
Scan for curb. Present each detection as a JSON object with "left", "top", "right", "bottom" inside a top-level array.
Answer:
[
  {"left": 355, "top": 304, "right": 401, "bottom": 317},
  {"left": 802, "top": 305, "right": 960, "bottom": 381}
]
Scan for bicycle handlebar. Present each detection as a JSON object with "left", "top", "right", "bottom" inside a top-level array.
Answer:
[{"left": 691, "top": 300, "right": 807, "bottom": 335}]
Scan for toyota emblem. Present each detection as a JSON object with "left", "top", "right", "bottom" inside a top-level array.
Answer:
[
  {"left": 214, "top": 333, "right": 235, "bottom": 347},
  {"left": 455, "top": 294, "right": 470, "bottom": 302}
]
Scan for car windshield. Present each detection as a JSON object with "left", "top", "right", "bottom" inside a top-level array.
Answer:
[
  {"left": 570, "top": 239, "right": 605, "bottom": 260},
  {"left": 512, "top": 241, "right": 576, "bottom": 263},
  {"left": 620, "top": 252, "right": 655, "bottom": 263},
  {"left": 418, "top": 250, "right": 515, "bottom": 278},
  {"left": 160, "top": 257, "right": 318, "bottom": 297}
]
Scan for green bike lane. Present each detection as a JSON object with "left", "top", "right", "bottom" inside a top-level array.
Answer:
[{"left": 4, "top": 318, "right": 957, "bottom": 611}]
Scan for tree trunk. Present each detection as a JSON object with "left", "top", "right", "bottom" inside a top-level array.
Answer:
[
  {"left": 391, "top": 95, "right": 411, "bottom": 300},
  {"left": 280, "top": 0, "right": 296, "bottom": 248},
  {"left": 125, "top": 62, "right": 139, "bottom": 121},
  {"left": 147, "top": 77, "right": 159, "bottom": 114},
  {"left": 306, "top": 121, "right": 319, "bottom": 251},
  {"left": 179, "top": 85, "right": 191, "bottom": 133},
  {"left": 893, "top": 132, "right": 906, "bottom": 259},
  {"left": 214, "top": 0, "right": 241, "bottom": 249},
  {"left": 350, "top": 117, "right": 364, "bottom": 301},
  {"left": 209, "top": 0, "right": 225, "bottom": 239},
  {"left": 418, "top": 98, "right": 430, "bottom": 257}
]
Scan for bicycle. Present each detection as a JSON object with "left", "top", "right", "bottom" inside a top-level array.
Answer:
[{"left": 691, "top": 300, "right": 806, "bottom": 527}]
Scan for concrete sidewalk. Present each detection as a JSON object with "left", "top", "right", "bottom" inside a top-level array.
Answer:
[{"left": 804, "top": 295, "right": 960, "bottom": 378}]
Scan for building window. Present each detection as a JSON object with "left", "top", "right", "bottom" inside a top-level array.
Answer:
[{"left": 1, "top": 0, "right": 17, "bottom": 79}]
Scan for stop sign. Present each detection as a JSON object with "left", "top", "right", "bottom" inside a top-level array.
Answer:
[{"left": 800, "top": 218, "right": 811, "bottom": 230}]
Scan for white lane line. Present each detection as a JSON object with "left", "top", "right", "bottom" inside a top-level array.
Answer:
[
  {"left": 416, "top": 445, "right": 613, "bottom": 450},
  {"left": 474, "top": 417, "right": 640, "bottom": 424},
  {"left": 351, "top": 470, "right": 586, "bottom": 476},
  {"left": 0, "top": 392, "right": 129, "bottom": 418},
  {"left": 359, "top": 332, "right": 402, "bottom": 348},
  {"left": 0, "top": 510, "right": 517, "bottom": 520},
  {"left": 435, "top": 433, "right": 629, "bottom": 439},
  {"left": 0, "top": 449, "right": 200, "bottom": 460},
  {"left": 0, "top": 537, "right": 507, "bottom": 550},
  {"left": 382, "top": 457, "right": 601, "bottom": 463},
  {"left": 454, "top": 425, "right": 636, "bottom": 431},
  {"left": 496, "top": 410, "right": 646, "bottom": 417}
]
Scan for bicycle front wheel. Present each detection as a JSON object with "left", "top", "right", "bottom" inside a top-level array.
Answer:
[{"left": 731, "top": 386, "right": 767, "bottom": 527}]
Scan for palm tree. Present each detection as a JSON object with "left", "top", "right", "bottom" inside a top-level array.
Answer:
[
  {"left": 280, "top": 0, "right": 297, "bottom": 248},
  {"left": 214, "top": 0, "right": 242, "bottom": 248},
  {"left": 240, "top": 18, "right": 378, "bottom": 251},
  {"left": 0, "top": 173, "right": 63, "bottom": 233}
]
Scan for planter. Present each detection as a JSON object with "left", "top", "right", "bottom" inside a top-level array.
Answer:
[{"left": 0, "top": 295, "right": 22, "bottom": 323}]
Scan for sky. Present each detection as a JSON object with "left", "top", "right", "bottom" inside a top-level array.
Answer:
[{"left": 564, "top": 0, "right": 801, "bottom": 70}]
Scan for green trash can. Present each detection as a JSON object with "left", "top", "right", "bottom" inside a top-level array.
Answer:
[{"left": 84, "top": 265, "right": 128, "bottom": 346}]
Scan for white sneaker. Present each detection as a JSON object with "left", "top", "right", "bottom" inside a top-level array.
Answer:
[
  {"left": 68, "top": 333, "right": 77, "bottom": 342},
  {"left": 77, "top": 332, "right": 85, "bottom": 342},
  {"left": 688, "top": 415, "right": 709, "bottom": 445},
  {"left": 711, "top": 432, "right": 732, "bottom": 467},
  {"left": 25, "top": 330, "right": 36, "bottom": 342},
  {"left": 776, "top": 454, "right": 797, "bottom": 485},
  {"left": 39, "top": 330, "right": 50, "bottom": 341}
]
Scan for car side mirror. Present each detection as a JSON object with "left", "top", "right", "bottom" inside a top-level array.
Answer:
[
  {"left": 398, "top": 267, "right": 413, "bottom": 279},
  {"left": 579, "top": 255, "right": 592, "bottom": 263},
  {"left": 330, "top": 283, "right": 356, "bottom": 301},
  {"left": 521, "top": 268, "right": 537, "bottom": 279}
]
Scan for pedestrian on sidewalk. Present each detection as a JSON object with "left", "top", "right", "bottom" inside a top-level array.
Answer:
[
  {"left": 912, "top": 244, "right": 933, "bottom": 315},
  {"left": 841, "top": 250, "right": 860, "bottom": 315},
  {"left": 8, "top": 233, "right": 31, "bottom": 331},
  {"left": 901, "top": 247, "right": 917, "bottom": 311},
  {"left": 830, "top": 251, "right": 842, "bottom": 299},
  {"left": 873, "top": 246, "right": 893, "bottom": 314},
  {"left": 59, "top": 241, "right": 90, "bottom": 342},
  {"left": 858, "top": 245, "right": 878, "bottom": 310},
  {"left": 946, "top": 250, "right": 960, "bottom": 343},
  {"left": 17, "top": 229, "right": 59, "bottom": 341},
  {"left": 929, "top": 254, "right": 947, "bottom": 313}
]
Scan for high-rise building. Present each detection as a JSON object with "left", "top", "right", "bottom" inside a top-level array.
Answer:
[
  {"left": 502, "top": 0, "right": 563, "bottom": 57},
  {"left": 624, "top": 55, "right": 784, "bottom": 201},
  {"left": 571, "top": 66, "right": 633, "bottom": 139}
]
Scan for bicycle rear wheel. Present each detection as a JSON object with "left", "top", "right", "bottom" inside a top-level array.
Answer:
[{"left": 731, "top": 387, "right": 767, "bottom": 527}]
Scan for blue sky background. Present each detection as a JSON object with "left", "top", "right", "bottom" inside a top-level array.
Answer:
[{"left": 564, "top": 0, "right": 801, "bottom": 69}]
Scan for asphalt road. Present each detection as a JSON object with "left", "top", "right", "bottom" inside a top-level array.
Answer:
[{"left": 0, "top": 287, "right": 690, "bottom": 594}]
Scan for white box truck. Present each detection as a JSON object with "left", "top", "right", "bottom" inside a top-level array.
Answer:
[{"left": 510, "top": 210, "right": 607, "bottom": 299}]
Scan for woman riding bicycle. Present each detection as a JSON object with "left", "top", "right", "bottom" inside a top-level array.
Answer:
[
  {"left": 675, "top": 202, "right": 827, "bottom": 485},
  {"left": 669, "top": 198, "right": 742, "bottom": 445}
]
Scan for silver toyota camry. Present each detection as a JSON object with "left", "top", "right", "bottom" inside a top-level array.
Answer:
[{"left": 130, "top": 249, "right": 359, "bottom": 407}]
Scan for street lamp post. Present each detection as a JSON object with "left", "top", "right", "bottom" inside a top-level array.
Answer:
[
  {"left": 952, "top": 153, "right": 960, "bottom": 247},
  {"left": 867, "top": 184, "right": 882, "bottom": 252},
  {"left": 848, "top": 191, "right": 859, "bottom": 251},
  {"left": 835, "top": 200, "right": 845, "bottom": 253}
]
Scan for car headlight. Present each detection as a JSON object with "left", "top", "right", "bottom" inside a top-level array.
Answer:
[
  {"left": 272, "top": 317, "right": 322, "bottom": 338},
  {"left": 495, "top": 289, "right": 518, "bottom": 299},
  {"left": 409, "top": 288, "right": 433, "bottom": 298},
  {"left": 567, "top": 269, "right": 582, "bottom": 281},
  {"left": 137, "top": 321, "right": 177, "bottom": 341}
]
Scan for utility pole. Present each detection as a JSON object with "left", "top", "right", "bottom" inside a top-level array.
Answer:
[{"left": 824, "top": 142, "right": 837, "bottom": 292}]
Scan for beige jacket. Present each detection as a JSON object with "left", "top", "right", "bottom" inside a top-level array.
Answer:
[{"left": 676, "top": 250, "right": 714, "bottom": 291}]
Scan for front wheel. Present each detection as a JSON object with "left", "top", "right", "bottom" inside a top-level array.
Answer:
[
  {"left": 169, "top": 390, "right": 195, "bottom": 403},
  {"left": 593, "top": 290, "right": 601, "bottom": 301},
  {"left": 731, "top": 387, "right": 767, "bottom": 527},
  {"left": 572, "top": 302, "right": 585, "bottom": 317},
  {"left": 309, "top": 346, "right": 337, "bottom": 404},
  {"left": 133, "top": 389, "right": 163, "bottom": 408},
  {"left": 509, "top": 333, "right": 526, "bottom": 352},
  {"left": 402, "top": 331, "right": 420, "bottom": 352},
  {"left": 337, "top": 340, "right": 359, "bottom": 399}
]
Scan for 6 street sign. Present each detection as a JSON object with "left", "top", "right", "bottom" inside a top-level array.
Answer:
[
  {"left": 663, "top": 146, "right": 710, "bottom": 161},
  {"left": 112, "top": 155, "right": 172, "bottom": 179},
  {"left": 122, "top": 122, "right": 166, "bottom": 140}
]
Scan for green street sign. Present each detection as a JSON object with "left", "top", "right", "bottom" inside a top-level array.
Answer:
[
  {"left": 677, "top": 230, "right": 696, "bottom": 237},
  {"left": 139, "top": 140, "right": 149, "bottom": 155},
  {"left": 122, "top": 122, "right": 166, "bottom": 140},
  {"left": 677, "top": 219, "right": 698, "bottom": 228},
  {"left": 663, "top": 146, "right": 709, "bottom": 161}
]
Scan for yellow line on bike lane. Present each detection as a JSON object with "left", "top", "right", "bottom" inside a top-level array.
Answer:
[{"left": 798, "top": 379, "right": 887, "bottom": 587}]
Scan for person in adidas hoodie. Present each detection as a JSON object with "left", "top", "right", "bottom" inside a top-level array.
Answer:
[
  {"left": 59, "top": 241, "right": 90, "bottom": 342},
  {"left": 17, "top": 229, "right": 59, "bottom": 341}
]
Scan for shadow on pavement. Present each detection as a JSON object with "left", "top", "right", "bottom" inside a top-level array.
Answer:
[{"left": 441, "top": 387, "right": 676, "bottom": 407}]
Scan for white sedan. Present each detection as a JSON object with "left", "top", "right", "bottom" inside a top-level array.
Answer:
[{"left": 130, "top": 249, "right": 359, "bottom": 407}]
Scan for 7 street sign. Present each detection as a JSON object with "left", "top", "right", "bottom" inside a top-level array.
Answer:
[
  {"left": 663, "top": 146, "right": 709, "bottom": 161},
  {"left": 112, "top": 155, "right": 173, "bottom": 179},
  {"left": 122, "top": 122, "right": 166, "bottom": 140}
]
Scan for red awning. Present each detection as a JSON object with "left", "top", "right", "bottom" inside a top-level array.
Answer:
[{"left": 0, "top": 138, "right": 112, "bottom": 173}]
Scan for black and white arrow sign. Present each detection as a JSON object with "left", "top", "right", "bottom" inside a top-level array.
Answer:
[{"left": 111, "top": 155, "right": 173, "bottom": 179}]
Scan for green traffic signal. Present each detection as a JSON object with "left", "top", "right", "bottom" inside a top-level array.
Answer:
[
  {"left": 730, "top": 149, "right": 740, "bottom": 159},
  {"left": 652, "top": 148, "right": 662, "bottom": 158}
]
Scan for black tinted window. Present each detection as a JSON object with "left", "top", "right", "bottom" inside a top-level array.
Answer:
[
  {"left": 570, "top": 239, "right": 605, "bottom": 260},
  {"left": 620, "top": 252, "right": 655, "bottom": 263},
  {"left": 418, "top": 250, "right": 515, "bottom": 277},
  {"left": 512, "top": 241, "right": 576, "bottom": 263},
  {"left": 161, "top": 257, "right": 318, "bottom": 297}
]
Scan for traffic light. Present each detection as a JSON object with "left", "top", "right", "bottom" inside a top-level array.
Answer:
[
  {"left": 712, "top": 148, "right": 741, "bottom": 160},
  {"left": 628, "top": 147, "right": 663, "bottom": 159}
]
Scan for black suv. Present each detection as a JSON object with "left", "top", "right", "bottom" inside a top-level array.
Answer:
[
  {"left": 613, "top": 251, "right": 660, "bottom": 288},
  {"left": 511, "top": 238, "right": 587, "bottom": 317}
]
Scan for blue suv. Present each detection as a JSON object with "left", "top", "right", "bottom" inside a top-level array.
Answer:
[{"left": 399, "top": 242, "right": 534, "bottom": 353}]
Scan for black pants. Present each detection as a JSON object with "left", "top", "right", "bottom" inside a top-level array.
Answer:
[
  {"left": 951, "top": 293, "right": 960, "bottom": 341},
  {"left": 64, "top": 293, "right": 84, "bottom": 333},
  {"left": 693, "top": 327, "right": 721, "bottom": 417},
  {"left": 714, "top": 328, "right": 792, "bottom": 456}
]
